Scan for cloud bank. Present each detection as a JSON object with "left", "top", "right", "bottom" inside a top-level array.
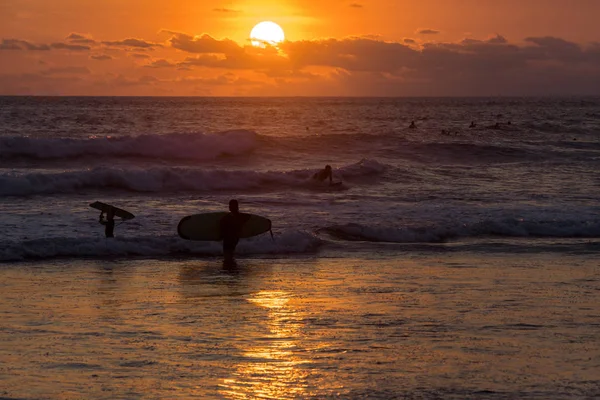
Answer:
[{"left": 1, "top": 31, "right": 599, "bottom": 96}]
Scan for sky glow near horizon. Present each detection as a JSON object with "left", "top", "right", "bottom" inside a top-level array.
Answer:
[{"left": 1, "top": 0, "right": 600, "bottom": 96}]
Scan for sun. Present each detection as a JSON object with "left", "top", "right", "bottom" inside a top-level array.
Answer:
[{"left": 250, "top": 21, "right": 285, "bottom": 47}]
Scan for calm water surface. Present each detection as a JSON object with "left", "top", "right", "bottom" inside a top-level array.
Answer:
[{"left": 1, "top": 251, "right": 599, "bottom": 399}]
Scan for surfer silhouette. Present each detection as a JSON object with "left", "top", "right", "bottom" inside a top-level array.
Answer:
[
  {"left": 312, "top": 165, "right": 333, "bottom": 184},
  {"left": 409, "top": 121, "right": 416, "bottom": 129},
  {"left": 99, "top": 207, "right": 115, "bottom": 238},
  {"left": 220, "top": 199, "right": 247, "bottom": 259}
]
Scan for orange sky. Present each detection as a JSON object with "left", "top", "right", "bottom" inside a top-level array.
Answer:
[{"left": 1, "top": 0, "right": 600, "bottom": 95}]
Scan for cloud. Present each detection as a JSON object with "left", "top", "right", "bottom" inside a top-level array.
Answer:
[
  {"left": 0, "top": 38, "right": 50, "bottom": 51},
  {"left": 130, "top": 53, "right": 151, "bottom": 59},
  {"left": 417, "top": 29, "right": 441, "bottom": 35},
  {"left": 90, "top": 54, "right": 113, "bottom": 61},
  {"left": 102, "top": 38, "right": 162, "bottom": 49},
  {"left": 2, "top": 31, "right": 600, "bottom": 95},
  {"left": 145, "top": 59, "right": 176, "bottom": 68},
  {"left": 51, "top": 42, "right": 91, "bottom": 51},
  {"left": 167, "top": 33, "right": 242, "bottom": 54},
  {"left": 349, "top": 3, "right": 363, "bottom": 8},
  {"left": 282, "top": 38, "right": 417, "bottom": 72},
  {"left": 66, "top": 33, "right": 96, "bottom": 45}
]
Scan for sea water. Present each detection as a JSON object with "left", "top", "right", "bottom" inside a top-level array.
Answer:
[{"left": 0, "top": 97, "right": 599, "bottom": 398}]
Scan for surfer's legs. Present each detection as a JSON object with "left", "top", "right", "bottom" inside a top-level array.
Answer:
[{"left": 223, "top": 238, "right": 239, "bottom": 258}]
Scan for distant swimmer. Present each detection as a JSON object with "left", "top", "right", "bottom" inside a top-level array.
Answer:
[
  {"left": 409, "top": 121, "right": 417, "bottom": 129},
  {"left": 220, "top": 199, "right": 248, "bottom": 260},
  {"left": 99, "top": 207, "right": 115, "bottom": 238},
  {"left": 469, "top": 121, "right": 476, "bottom": 128},
  {"left": 312, "top": 165, "right": 333, "bottom": 185}
]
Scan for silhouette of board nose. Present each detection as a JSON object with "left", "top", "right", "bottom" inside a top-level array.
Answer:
[{"left": 89, "top": 201, "right": 135, "bottom": 220}]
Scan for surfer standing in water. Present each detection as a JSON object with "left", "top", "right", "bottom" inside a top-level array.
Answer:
[
  {"left": 99, "top": 207, "right": 115, "bottom": 238},
  {"left": 220, "top": 199, "right": 248, "bottom": 259},
  {"left": 312, "top": 165, "right": 333, "bottom": 185}
]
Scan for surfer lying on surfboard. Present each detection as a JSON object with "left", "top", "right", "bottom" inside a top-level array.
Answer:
[{"left": 313, "top": 165, "right": 333, "bottom": 184}]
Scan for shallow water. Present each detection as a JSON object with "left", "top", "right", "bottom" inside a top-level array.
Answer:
[{"left": 1, "top": 251, "right": 599, "bottom": 399}]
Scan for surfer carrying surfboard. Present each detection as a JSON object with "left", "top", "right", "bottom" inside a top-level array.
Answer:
[
  {"left": 219, "top": 199, "right": 249, "bottom": 259},
  {"left": 99, "top": 207, "right": 116, "bottom": 238}
]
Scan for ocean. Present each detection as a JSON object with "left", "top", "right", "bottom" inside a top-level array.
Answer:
[{"left": 0, "top": 97, "right": 599, "bottom": 399}]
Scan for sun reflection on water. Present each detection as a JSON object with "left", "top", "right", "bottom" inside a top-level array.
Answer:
[{"left": 219, "top": 290, "right": 310, "bottom": 399}]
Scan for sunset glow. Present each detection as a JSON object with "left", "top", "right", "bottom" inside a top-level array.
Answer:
[{"left": 1, "top": 1, "right": 600, "bottom": 95}]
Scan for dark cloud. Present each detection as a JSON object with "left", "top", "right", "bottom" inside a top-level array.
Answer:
[
  {"left": 404, "top": 38, "right": 416, "bottom": 44},
  {"left": 282, "top": 38, "right": 417, "bottom": 72},
  {"left": 349, "top": 3, "right": 363, "bottom": 8},
  {"left": 51, "top": 42, "right": 91, "bottom": 51},
  {"left": 0, "top": 39, "right": 50, "bottom": 51},
  {"left": 145, "top": 59, "right": 176, "bottom": 68},
  {"left": 130, "top": 53, "right": 151, "bottom": 59},
  {"left": 66, "top": 33, "right": 96, "bottom": 45},
  {"left": 417, "top": 29, "right": 441, "bottom": 35},
  {"left": 524, "top": 36, "right": 583, "bottom": 59},
  {"left": 168, "top": 33, "right": 242, "bottom": 54},
  {"left": 102, "top": 38, "right": 162, "bottom": 49},
  {"left": 90, "top": 54, "right": 113, "bottom": 61}
]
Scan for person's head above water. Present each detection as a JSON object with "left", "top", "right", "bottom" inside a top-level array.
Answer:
[
  {"left": 229, "top": 199, "right": 239, "bottom": 213},
  {"left": 325, "top": 165, "right": 332, "bottom": 171}
]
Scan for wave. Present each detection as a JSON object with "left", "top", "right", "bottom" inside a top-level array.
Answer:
[
  {"left": 0, "top": 230, "right": 322, "bottom": 262},
  {"left": 320, "top": 218, "right": 600, "bottom": 243},
  {"left": 0, "top": 130, "right": 258, "bottom": 161},
  {"left": 0, "top": 159, "right": 388, "bottom": 196}
]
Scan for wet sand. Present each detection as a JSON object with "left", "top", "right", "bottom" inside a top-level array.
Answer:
[{"left": 1, "top": 252, "right": 599, "bottom": 399}]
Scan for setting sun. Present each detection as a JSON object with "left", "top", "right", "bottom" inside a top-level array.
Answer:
[{"left": 250, "top": 21, "right": 285, "bottom": 47}]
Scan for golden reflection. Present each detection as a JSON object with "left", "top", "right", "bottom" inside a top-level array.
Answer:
[{"left": 219, "top": 290, "right": 309, "bottom": 399}]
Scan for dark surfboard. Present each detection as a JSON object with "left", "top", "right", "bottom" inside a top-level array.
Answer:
[
  {"left": 178, "top": 212, "right": 271, "bottom": 241},
  {"left": 89, "top": 201, "right": 135, "bottom": 220}
]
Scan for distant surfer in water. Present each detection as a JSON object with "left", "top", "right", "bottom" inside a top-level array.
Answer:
[
  {"left": 313, "top": 165, "right": 333, "bottom": 185},
  {"left": 220, "top": 199, "right": 247, "bottom": 259},
  {"left": 99, "top": 207, "right": 115, "bottom": 238},
  {"left": 409, "top": 121, "right": 416, "bottom": 129}
]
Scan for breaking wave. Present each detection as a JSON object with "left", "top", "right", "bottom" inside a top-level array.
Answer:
[
  {"left": 0, "top": 159, "right": 387, "bottom": 196},
  {"left": 320, "top": 217, "right": 600, "bottom": 243},
  {"left": 0, "top": 230, "right": 322, "bottom": 262}
]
